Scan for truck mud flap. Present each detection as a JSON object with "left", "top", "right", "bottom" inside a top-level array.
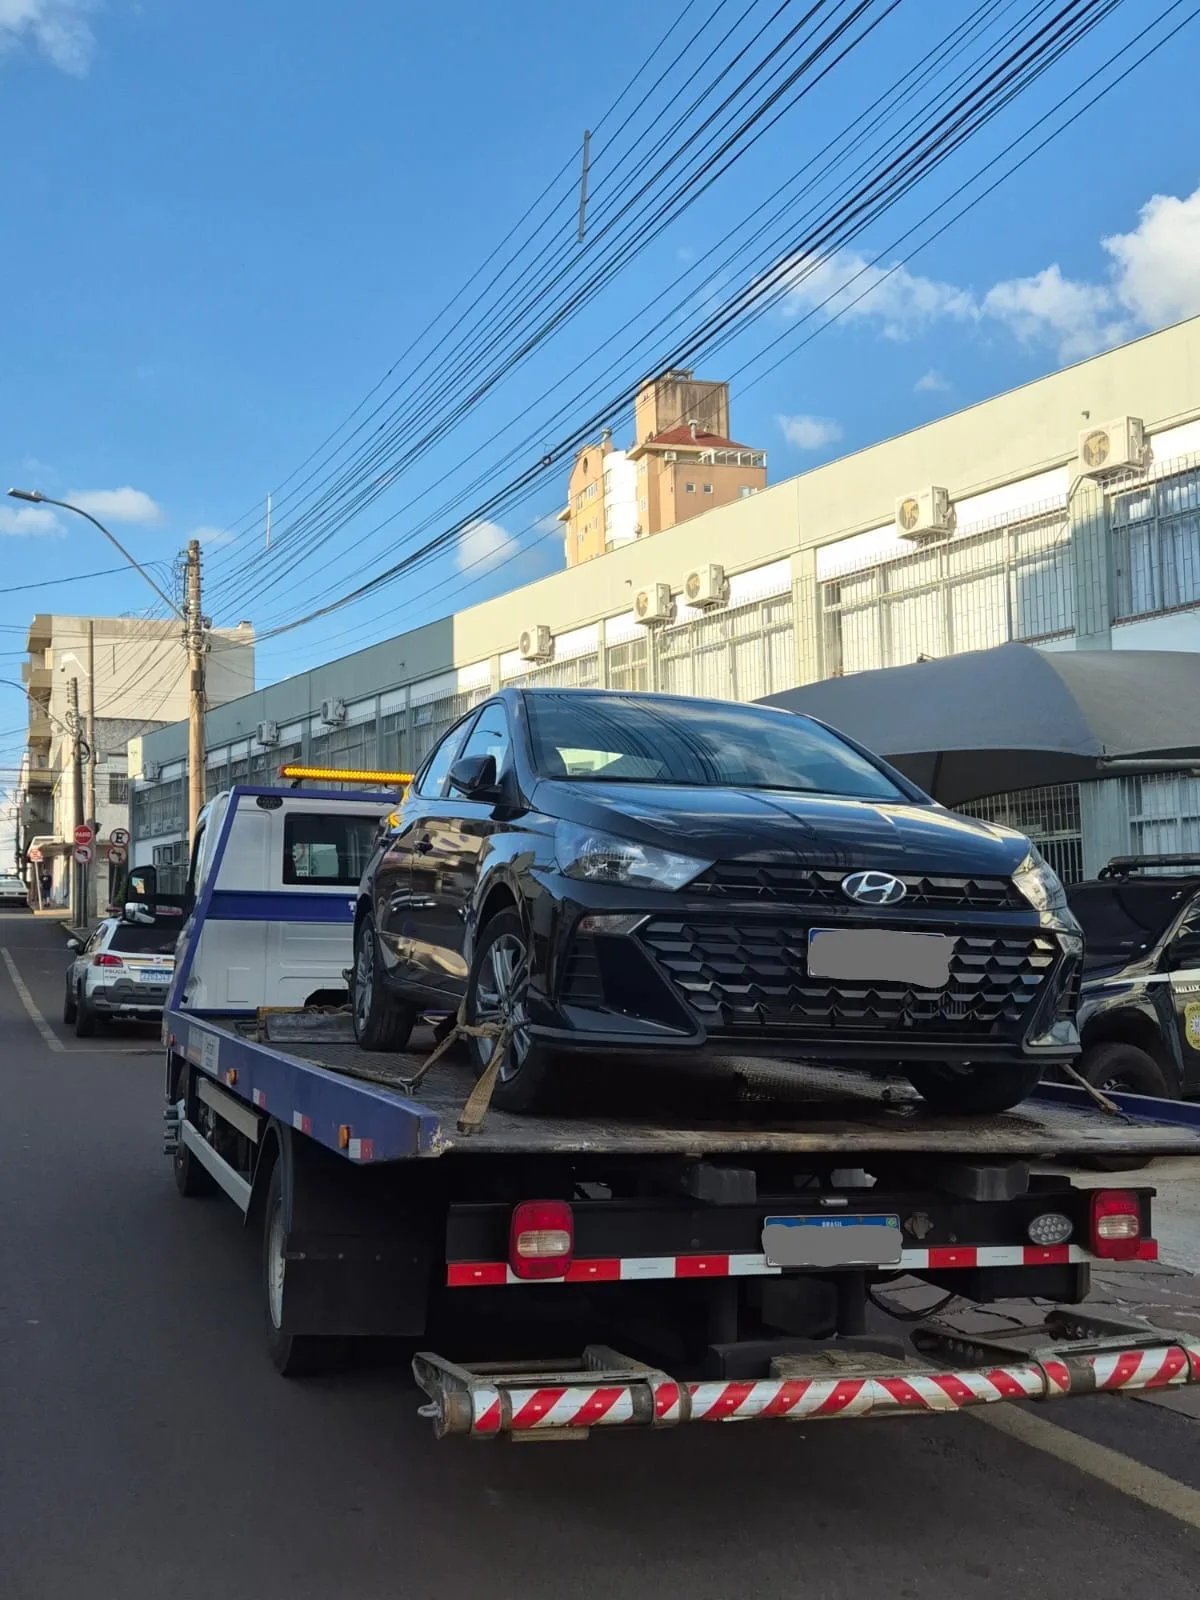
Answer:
[{"left": 412, "top": 1312, "right": 1200, "bottom": 1438}]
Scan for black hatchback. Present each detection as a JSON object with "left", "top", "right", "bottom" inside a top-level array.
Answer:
[{"left": 352, "top": 689, "right": 1082, "bottom": 1113}]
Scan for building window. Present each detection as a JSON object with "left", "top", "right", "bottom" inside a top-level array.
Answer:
[
  {"left": 108, "top": 773, "right": 129, "bottom": 805},
  {"left": 738, "top": 486, "right": 755, "bottom": 499},
  {"left": 703, "top": 483, "right": 713, "bottom": 494},
  {"left": 586, "top": 483, "right": 597, "bottom": 501},
  {"left": 1111, "top": 462, "right": 1200, "bottom": 622},
  {"left": 575, "top": 492, "right": 585, "bottom": 511},
  {"left": 685, "top": 482, "right": 695, "bottom": 494}
]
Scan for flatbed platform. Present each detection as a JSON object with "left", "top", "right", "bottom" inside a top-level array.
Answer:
[{"left": 169, "top": 1010, "right": 1200, "bottom": 1165}]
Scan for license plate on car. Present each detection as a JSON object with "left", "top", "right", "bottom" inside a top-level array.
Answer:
[
  {"left": 134, "top": 968, "right": 168, "bottom": 984},
  {"left": 807, "top": 927, "right": 952, "bottom": 989},
  {"left": 762, "top": 1214, "right": 904, "bottom": 1269}
]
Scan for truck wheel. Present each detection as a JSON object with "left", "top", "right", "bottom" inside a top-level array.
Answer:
[
  {"left": 1080, "top": 1041, "right": 1171, "bottom": 1099},
  {"left": 74, "top": 989, "right": 98, "bottom": 1038},
  {"left": 905, "top": 1058, "right": 1044, "bottom": 1115},
  {"left": 352, "top": 914, "right": 415, "bottom": 1052},
  {"left": 63, "top": 981, "right": 77, "bottom": 1025},
  {"left": 262, "top": 1162, "right": 347, "bottom": 1376},
  {"left": 465, "top": 909, "right": 552, "bottom": 1112}
]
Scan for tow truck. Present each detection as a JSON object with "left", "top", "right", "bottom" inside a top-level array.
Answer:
[{"left": 158, "top": 779, "right": 1200, "bottom": 1439}]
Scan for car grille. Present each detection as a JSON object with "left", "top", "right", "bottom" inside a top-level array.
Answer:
[
  {"left": 691, "top": 862, "right": 1024, "bottom": 911},
  {"left": 638, "top": 919, "right": 1058, "bottom": 1038}
]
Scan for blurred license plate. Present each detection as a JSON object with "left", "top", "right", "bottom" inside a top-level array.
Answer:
[
  {"left": 134, "top": 968, "right": 168, "bottom": 984},
  {"left": 807, "top": 928, "right": 951, "bottom": 989},
  {"left": 763, "top": 1214, "right": 903, "bottom": 1268}
]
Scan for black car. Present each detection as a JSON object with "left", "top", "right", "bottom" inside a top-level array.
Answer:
[
  {"left": 1069, "top": 855, "right": 1200, "bottom": 1098},
  {"left": 352, "top": 689, "right": 1081, "bottom": 1114}
]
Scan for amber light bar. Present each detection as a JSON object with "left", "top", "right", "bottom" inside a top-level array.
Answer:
[{"left": 279, "top": 764, "right": 413, "bottom": 786}]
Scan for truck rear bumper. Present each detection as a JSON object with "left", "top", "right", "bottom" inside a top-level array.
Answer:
[{"left": 413, "top": 1310, "right": 1200, "bottom": 1438}]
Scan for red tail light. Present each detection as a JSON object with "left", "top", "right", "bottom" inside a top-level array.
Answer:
[
  {"left": 509, "top": 1200, "right": 574, "bottom": 1280},
  {"left": 93, "top": 953, "right": 123, "bottom": 967},
  {"left": 1089, "top": 1189, "right": 1142, "bottom": 1260}
]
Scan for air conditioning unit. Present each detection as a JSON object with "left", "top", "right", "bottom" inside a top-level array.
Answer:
[
  {"left": 143, "top": 761, "right": 161, "bottom": 782},
  {"left": 518, "top": 624, "right": 553, "bottom": 663},
  {"left": 895, "top": 486, "right": 954, "bottom": 540},
  {"left": 255, "top": 720, "right": 279, "bottom": 747},
  {"left": 1077, "top": 416, "right": 1147, "bottom": 477},
  {"left": 633, "top": 583, "right": 674, "bottom": 625},
  {"left": 684, "top": 563, "right": 728, "bottom": 609},
  {"left": 320, "top": 697, "right": 346, "bottom": 727}
]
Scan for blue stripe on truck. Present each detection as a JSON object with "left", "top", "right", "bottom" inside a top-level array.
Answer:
[{"left": 205, "top": 890, "right": 356, "bottom": 923}]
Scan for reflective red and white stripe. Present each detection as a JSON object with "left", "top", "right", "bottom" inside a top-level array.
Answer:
[
  {"left": 458, "top": 1343, "right": 1200, "bottom": 1435},
  {"left": 446, "top": 1239, "right": 1157, "bottom": 1288}
]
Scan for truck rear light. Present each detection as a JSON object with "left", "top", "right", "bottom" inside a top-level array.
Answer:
[
  {"left": 93, "top": 953, "right": 123, "bottom": 967},
  {"left": 509, "top": 1201, "right": 574, "bottom": 1280},
  {"left": 1089, "top": 1189, "right": 1142, "bottom": 1260}
]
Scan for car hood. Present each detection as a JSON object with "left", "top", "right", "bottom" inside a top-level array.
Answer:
[{"left": 536, "top": 781, "right": 1029, "bottom": 874}]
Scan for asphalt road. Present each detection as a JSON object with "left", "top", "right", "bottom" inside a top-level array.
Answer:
[{"left": 3, "top": 911, "right": 1200, "bottom": 1600}]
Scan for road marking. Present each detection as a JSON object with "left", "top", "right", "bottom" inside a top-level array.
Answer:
[
  {"left": 0, "top": 947, "right": 65, "bottom": 1053},
  {"left": 972, "top": 1405, "right": 1200, "bottom": 1531}
]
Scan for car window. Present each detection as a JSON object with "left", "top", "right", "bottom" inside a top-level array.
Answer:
[
  {"left": 1068, "top": 881, "right": 1196, "bottom": 961},
  {"left": 415, "top": 714, "right": 479, "bottom": 799},
  {"left": 109, "top": 923, "right": 178, "bottom": 955},
  {"left": 283, "top": 811, "right": 378, "bottom": 886},
  {"left": 457, "top": 703, "right": 511, "bottom": 775},
  {"left": 525, "top": 692, "right": 907, "bottom": 800}
]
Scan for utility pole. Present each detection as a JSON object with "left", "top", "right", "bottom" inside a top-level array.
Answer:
[
  {"left": 85, "top": 618, "right": 97, "bottom": 918},
  {"left": 185, "top": 539, "right": 206, "bottom": 841},
  {"left": 67, "top": 675, "right": 84, "bottom": 927}
]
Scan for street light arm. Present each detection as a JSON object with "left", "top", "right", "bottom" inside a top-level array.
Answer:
[{"left": 7, "top": 488, "right": 185, "bottom": 620}]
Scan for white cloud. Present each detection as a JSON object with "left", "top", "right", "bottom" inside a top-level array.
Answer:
[
  {"left": 66, "top": 486, "right": 164, "bottom": 525},
  {"left": 914, "top": 369, "right": 950, "bottom": 393},
  {"left": 0, "top": 0, "right": 96, "bottom": 76},
  {"left": 776, "top": 413, "right": 842, "bottom": 451},
  {"left": 797, "top": 183, "right": 1200, "bottom": 364},
  {"left": 782, "top": 248, "right": 976, "bottom": 340},
  {"left": 456, "top": 518, "right": 514, "bottom": 574},
  {"left": 0, "top": 504, "right": 62, "bottom": 536}
]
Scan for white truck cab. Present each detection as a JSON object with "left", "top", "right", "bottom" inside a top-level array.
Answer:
[{"left": 177, "top": 787, "right": 393, "bottom": 1014}]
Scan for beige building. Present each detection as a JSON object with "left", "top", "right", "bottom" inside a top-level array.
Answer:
[
  {"left": 563, "top": 371, "right": 767, "bottom": 566},
  {"left": 21, "top": 613, "right": 255, "bottom": 905},
  {"left": 135, "top": 315, "right": 1200, "bottom": 882}
]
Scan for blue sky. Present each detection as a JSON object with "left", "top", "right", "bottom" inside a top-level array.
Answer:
[{"left": 1, "top": 0, "right": 1199, "bottom": 795}]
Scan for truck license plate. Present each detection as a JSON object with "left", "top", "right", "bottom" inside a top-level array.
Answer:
[
  {"left": 762, "top": 1214, "right": 903, "bottom": 1268},
  {"left": 807, "top": 928, "right": 952, "bottom": 989}
]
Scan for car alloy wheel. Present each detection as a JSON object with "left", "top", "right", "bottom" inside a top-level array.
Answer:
[
  {"left": 472, "top": 932, "right": 531, "bottom": 1082},
  {"left": 353, "top": 924, "right": 375, "bottom": 1035}
]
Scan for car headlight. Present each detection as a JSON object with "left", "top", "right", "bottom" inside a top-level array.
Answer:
[
  {"left": 1013, "top": 847, "right": 1070, "bottom": 917},
  {"left": 555, "top": 822, "right": 712, "bottom": 891}
]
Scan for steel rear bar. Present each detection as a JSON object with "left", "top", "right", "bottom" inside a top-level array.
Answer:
[{"left": 413, "top": 1315, "right": 1200, "bottom": 1438}]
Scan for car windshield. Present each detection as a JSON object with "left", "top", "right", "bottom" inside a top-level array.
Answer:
[
  {"left": 525, "top": 692, "right": 908, "bottom": 800},
  {"left": 109, "top": 924, "right": 177, "bottom": 956},
  {"left": 1067, "top": 880, "right": 1196, "bottom": 963}
]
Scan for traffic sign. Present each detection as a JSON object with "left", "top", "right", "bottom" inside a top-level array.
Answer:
[
  {"left": 27, "top": 845, "right": 43, "bottom": 863},
  {"left": 74, "top": 823, "right": 94, "bottom": 847},
  {"left": 109, "top": 827, "right": 130, "bottom": 847},
  {"left": 107, "top": 843, "right": 128, "bottom": 866},
  {"left": 74, "top": 844, "right": 93, "bottom": 864}
]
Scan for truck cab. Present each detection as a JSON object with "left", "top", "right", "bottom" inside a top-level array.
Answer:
[
  {"left": 173, "top": 786, "right": 395, "bottom": 1014},
  {"left": 1068, "top": 855, "right": 1200, "bottom": 1097}
]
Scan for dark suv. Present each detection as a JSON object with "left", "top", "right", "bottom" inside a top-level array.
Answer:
[{"left": 352, "top": 689, "right": 1081, "bottom": 1113}]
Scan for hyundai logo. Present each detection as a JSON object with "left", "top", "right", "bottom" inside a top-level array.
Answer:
[{"left": 841, "top": 870, "right": 907, "bottom": 906}]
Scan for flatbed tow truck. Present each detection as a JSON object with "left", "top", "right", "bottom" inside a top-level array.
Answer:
[{"left": 161, "top": 786, "right": 1200, "bottom": 1439}]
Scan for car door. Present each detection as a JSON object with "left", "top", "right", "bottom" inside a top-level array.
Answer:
[
  {"left": 406, "top": 701, "right": 514, "bottom": 998},
  {"left": 374, "top": 713, "right": 479, "bottom": 987},
  {"left": 1166, "top": 898, "right": 1200, "bottom": 1081}
]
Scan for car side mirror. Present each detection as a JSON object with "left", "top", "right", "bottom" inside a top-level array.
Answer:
[
  {"left": 66, "top": 938, "right": 82, "bottom": 952},
  {"left": 448, "top": 753, "right": 500, "bottom": 799}
]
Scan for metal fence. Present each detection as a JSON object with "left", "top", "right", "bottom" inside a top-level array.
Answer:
[
  {"left": 1110, "top": 455, "right": 1200, "bottom": 622},
  {"left": 957, "top": 783, "right": 1084, "bottom": 884},
  {"left": 658, "top": 594, "right": 795, "bottom": 699},
  {"left": 1118, "top": 772, "right": 1200, "bottom": 857}
]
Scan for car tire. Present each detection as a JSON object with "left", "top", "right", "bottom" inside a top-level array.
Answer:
[
  {"left": 464, "top": 909, "right": 553, "bottom": 1113},
  {"left": 351, "top": 913, "right": 415, "bottom": 1052},
  {"left": 263, "top": 1161, "right": 348, "bottom": 1376},
  {"left": 1073, "top": 1043, "right": 1169, "bottom": 1171},
  {"left": 63, "top": 981, "right": 78, "bottom": 1025},
  {"left": 74, "top": 988, "right": 98, "bottom": 1038},
  {"left": 904, "top": 1058, "right": 1044, "bottom": 1115}
]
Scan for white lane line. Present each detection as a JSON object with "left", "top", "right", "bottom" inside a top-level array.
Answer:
[
  {"left": 972, "top": 1406, "right": 1200, "bottom": 1531},
  {"left": 0, "top": 947, "right": 65, "bottom": 1053}
]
